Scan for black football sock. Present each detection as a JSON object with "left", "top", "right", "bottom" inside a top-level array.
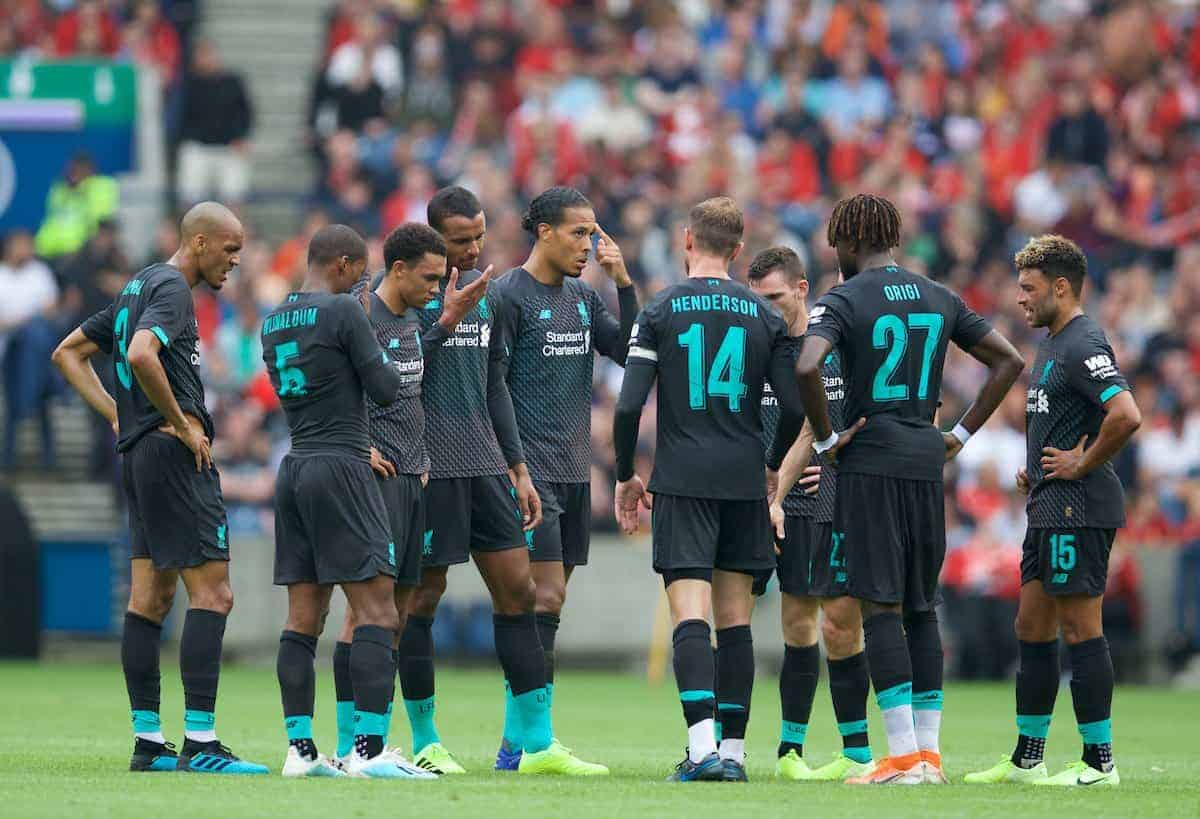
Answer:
[
  {"left": 1013, "top": 639, "right": 1059, "bottom": 768},
  {"left": 494, "top": 613, "right": 551, "bottom": 753},
  {"left": 536, "top": 612, "right": 559, "bottom": 704},
  {"left": 180, "top": 609, "right": 226, "bottom": 741},
  {"left": 673, "top": 619, "right": 716, "bottom": 762},
  {"left": 828, "top": 652, "right": 872, "bottom": 763},
  {"left": 333, "top": 641, "right": 354, "bottom": 757},
  {"left": 904, "top": 609, "right": 944, "bottom": 753},
  {"left": 715, "top": 625, "right": 753, "bottom": 761},
  {"left": 351, "top": 625, "right": 395, "bottom": 759},
  {"left": 778, "top": 642, "right": 819, "bottom": 758},
  {"left": 1069, "top": 637, "right": 1115, "bottom": 772},
  {"left": 277, "top": 630, "right": 318, "bottom": 759},
  {"left": 123, "top": 612, "right": 163, "bottom": 740}
]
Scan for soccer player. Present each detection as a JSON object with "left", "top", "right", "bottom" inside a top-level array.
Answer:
[
  {"left": 965, "top": 236, "right": 1140, "bottom": 787},
  {"left": 330, "top": 223, "right": 493, "bottom": 771},
  {"left": 613, "top": 197, "right": 805, "bottom": 782},
  {"left": 746, "top": 247, "right": 875, "bottom": 781},
  {"left": 51, "top": 202, "right": 267, "bottom": 774},
  {"left": 488, "top": 186, "right": 638, "bottom": 769},
  {"left": 402, "top": 186, "right": 605, "bottom": 775},
  {"left": 266, "top": 224, "right": 432, "bottom": 779},
  {"left": 796, "top": 194, "right": 1024, "bottom": 784}
]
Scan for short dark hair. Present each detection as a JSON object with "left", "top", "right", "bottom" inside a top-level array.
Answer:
[
  {"left": 427, "top": 186, "right": 482, "bottom": 231},
  {"left": 521, "top": 186, "right": 592, "bottom": 234},
  {"left": 747, "top": 246, "right": 806, "bottom": 284},
  {"left": 827, "top": 193, "right": 902, "bottom": 252},
  {"left": 384, "top": 222, "right": 446, "bottom": 269},
  {"left": 1014, "top": 234, "right": 1087, "bottom": 296},
  {"left": 307, "top": 224, "right": 366, "bottom": 267},
  {"left": 688, "top": 196, "right": 744, "bottom": 258}
]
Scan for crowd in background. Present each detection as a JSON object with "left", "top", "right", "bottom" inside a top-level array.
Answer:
[{"left": 4, "top": 0, "right": 1200, "bottom": 676}]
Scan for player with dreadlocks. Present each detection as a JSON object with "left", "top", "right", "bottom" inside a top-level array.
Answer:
[{"left": 796, "top": 194, "right": 1024, "bottom": 784}]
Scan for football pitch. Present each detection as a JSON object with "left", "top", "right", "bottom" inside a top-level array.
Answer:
[{"left": 2, "top": 662, "right": 1197, "bottom": 818}]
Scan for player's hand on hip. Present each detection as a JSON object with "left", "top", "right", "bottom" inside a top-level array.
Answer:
[
  {"left": 595, "top": 226, "right": 632, "bottom": 287},
  {"left": 614, "top": 476, "right": 651, "bottom": 535},
  {"left": 769, "top": 502, "right": 786, "bottom": 547},
  {"left": 420, "top": 471, "right": 429, "bottom": 488},
  {"left": 942, "top": 431, "right": 964, "bottom": 462},
  {"left": 176, "top": 422, "right": 212, "bottom": 472},
  {"left": 823, "top": 417, "right": 867, "bottom": 465},
  {"left": 765, "top": 468, "right": 779, "bottom": 504},
  {"left": 440, "top": 265, "right": 494, "bottom": 329},
  {"left": 1041, "top": 435, "right": 1088, "bottom": 481},
  {"left": 1015, "top": 467, "right": 1030, "bottom": 495},
  {"left": 798, "top": 464, "right": 821, "bottom": 495},
  {"left": 369, "top": 447, "right": 397, "bottom": 479}
]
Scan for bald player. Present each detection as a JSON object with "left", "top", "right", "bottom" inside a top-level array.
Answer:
[{"left": 53, "top": 202, "right": 268, "bottom": 775}]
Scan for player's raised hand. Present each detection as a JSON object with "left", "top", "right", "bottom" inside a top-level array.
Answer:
[
  {"left": 615, "top": 475, "right": 652, "bottom": 535},
  {"left": 1015, "top": 467, "right": 1030, "bottom": 495},
  {"left": 510, "top": 465, "right": 543, "bottom": 531},
  {"left": 822, "top": 417, "right": 867, "bottom": 465},
  {"left": 439, "top": 265, "right": 494, "bottom": 330},
  {"left": 369, "top": 446, "right": 397, "bottom": 479},
  {"left": 1042, "top": 435, "right": 1088, "bottom": 481},
  {"left": 769, "top": 501, "right": 786, "bottom": 547},
  {"left": 942, "top": 431, "right": 964, "bottom": 462},
  {"left": 594, "top": 226, "right": 632, "bottom": 287},
  {"left": 798, "top": 464, "right": 822, "bottom": 495}
]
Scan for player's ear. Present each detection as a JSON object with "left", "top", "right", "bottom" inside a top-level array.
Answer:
[
  {"left": 728, "top": 241, "right": 745, "bottom": 263},
  {"left": 797, "top": 278, "right": 810, "bottom": 298}
]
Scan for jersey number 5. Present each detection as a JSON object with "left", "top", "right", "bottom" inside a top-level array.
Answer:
[
  {"left": 678, "top": 323, "right": 747, "bottom": 411},
  {"left": 872, "top": 312, "right": 943, "bottom": 402},
  {"left": 274, "top": 341, "right": 308, "bottom": 397}
]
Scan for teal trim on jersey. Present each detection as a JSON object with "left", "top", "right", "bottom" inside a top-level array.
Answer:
[
  {"left": 131, "top": 709, "right": 161, "bottom": 734},
  {"left": 1099, "top": 384, "right": 1126, "bottom": 404},
  {"left": 717, "top": 702, "right": 746, "bottom": 712},
  {"left": 285, "top": 715, "right": 313, "bottom": 741},
  {"left": 426, "top": 299, "right": 440, "bottom": 310},
  {"left": 184, "top": 709, "right": 214, "bottom": 732},
  {"left": 781, "top": 720, "right": 808, "bottom": 744},
  {"left": 845, "top": 746, "right": 873, "bottom": 763},
  {"left": 404, "top": 696, "right": 439, "bottom": 752},
  {"left": 912, "top": 689, "right": 944, "bottom": 711},
  {"left": 1016, "top": 714, "right": 1052, "bottom": 739},
  {"left": 875, "top": 682, "right": 912, "bottom": 712},
  {"left": 335, "top": 700, "right": 355, "bottom": 758},
  {"left": 150, "top": 326, "right": 170, "bottom": 347},
  {"left": 1039, "top": 359, "right": 1055, "bottom": 384},
  {"left": 1078, "top": 718, "right": 1112, "bottom": 745},
  {"left": 680, "top": 689, "right": 715, "bottom": 703},
  {"left": 513, "top": 688, "right": 551, "bottom": 753},
  {"left": 838, "top": 719, "right": 869, "bottom": 737},
  {"left": 353, "top": 709, "right": 389, "bottom": 737},
  {"left": 538, "top": 309, "right": 552, "bottom": 320}
]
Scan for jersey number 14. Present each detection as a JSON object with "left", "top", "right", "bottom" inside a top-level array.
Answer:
[{"left": 678, "top": 323, "right": 747, "bottom": 411}]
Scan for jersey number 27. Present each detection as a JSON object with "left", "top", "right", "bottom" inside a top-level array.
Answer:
[{"left": 872, "top": 312, "right": 943, "bottom": 402}]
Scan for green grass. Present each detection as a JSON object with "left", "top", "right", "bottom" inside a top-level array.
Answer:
[{"left": 1, "top": 662, "right": 1197, "bottom": 818}]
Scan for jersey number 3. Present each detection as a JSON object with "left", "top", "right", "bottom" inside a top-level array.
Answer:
[
  {"left": 678, "top": 323, "right": 747, "bottom": 411},
  {"left": 274, "top": 341, "right": 308, "bottom": 397},
  {"left": 872, "top": 312, "right": 943, "bottom": 402}
]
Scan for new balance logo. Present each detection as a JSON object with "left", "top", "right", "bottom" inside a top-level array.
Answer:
[
  {"left": 1084, "top": 354, "right": 1118, "bottom": 380},
  {"left": 538, "top": 309, "right": 552, "bottom": 320},
  {"left": 1051, "top": 572, "right": 1069, "bottom": 584},
  {"left": 389, "top": 338, "right": 400, "bottom": 348}
]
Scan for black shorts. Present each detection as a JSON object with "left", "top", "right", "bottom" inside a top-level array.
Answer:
[
  {"left": 123, "top": 432, "right": 230, "bottom": 570},
  {"left": 808, "top": 520, "right": 847, "bottom": 598},
  {"left": 273, "top": 454, "right": 395, "bottom": 586},
  {"left": 652, "top": 494, "right": 774, "bottom": 576},
  {"left": 1021, "top": 527, "right": 1116, "bottom": 597},
  {"left": 752, "top": 516, "right": 826, "bottom": 597},
  {"left": 422, "top": 474, "right": 525, "bottom": 567},
  {"left": 530, "top": 480, "right": 591, "bottom": 567},
  {"left": 379, "top": 474, "right": 425, "bottom": 587},
  {"left": 834, "top": 472, "right": 945, "bottom": 612}
]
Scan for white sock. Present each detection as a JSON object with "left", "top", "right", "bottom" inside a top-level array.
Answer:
[
  {"left": 914, "top": 709, "right": 941, "bottom": 754},
  {"left": 185, "top": 729, "right": 218, "bottom": 743},
  {"left": 881, "top": 704, "right": 919, "bottom": 759},
  {"left": 687, "top": 719, "right": 717, "bottom": 762},
  {"left": 135, "top": 731, "right": 166, "bottom": 744},
  {"left": 718, "top": 738, "right": 744, "bottom": 763}
]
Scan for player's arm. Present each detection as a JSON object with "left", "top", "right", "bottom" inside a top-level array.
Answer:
[
  {"left": 126, "top": 328, "right": 210, "bottom": 470},
  {"left": 765, "top": 337, "right": 806, "bottom": 471},
  {"left": 773, "top": 421, "right": 818, "bottom": 501},
  {"left": 612, "top": 355, "right": 656, "bottom": 534},
  {"left": 341, "top": 298, "right": 405, "bottom": 406},
  {"left": 485, "top": 306, "right": 541, "bottom": 529},
  {"left": 945, "top": 327, "right": 1025, "bottom": 460},
  {"left": 591, "top": 229, "right": 638, "bottom": 365},
  {"left": 1043, "top": 390, "right": 1141, "bottom": 481},
  {"left": 51, "top": 325, "right": 118, "bottom": 434}
]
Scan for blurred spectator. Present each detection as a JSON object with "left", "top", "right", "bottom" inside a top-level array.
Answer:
[
  {"left": 176, "top": 40, "right": 254, "bottom": 208},
  {"left": 53, "top": 0, "right": 118, "bottom": 58},
  {"left": 121, "top": 0, "right": 182, "bottom": 88},
  {"left": 0, "top": 230, "right": 60, "bottom": 470},
  {"left": 34, "top": 153, "right": 118, "bottom": 261}
]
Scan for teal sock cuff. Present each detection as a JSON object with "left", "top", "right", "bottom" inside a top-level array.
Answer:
[
  {"left": 838, "top": 719, "right": 869, "bottom": 737},
  {"left": 912, "top": 689, "right": 944, "bottom": 711},
  {"left": 285, "top": 715, "right": 313, "bottom": 741},
  {"left": 514, "top": 688, "right": 552, "bottom": 753},
  {"left": 875, "top": 682, "right": 912, "bottom": 712},
  {"left": 717, "top": 702, "right": 746, "bottom": 712},
  {"left": 404, "top": 696, "right": 440, "bottom": 751},
  {"left": 354, "top": 709, "right": 389, "bottom": 737},
  {"left": 503, "top": 685, "right": 523, "bottom": 749},
  {"left": 714, "top": 721, "right": 723, "bottom": 743},
  {"left": 1079, "top": 719, "right": 1112, "bottom": 745},
  {"left": 335, "top": 701, "right": 355, "bottom": 757},
  {"left": 781, "top": 720, "right": 808, "bottom": 744},
  {"left": 132, "top": 710, "right": 161, "bottom": 734},
  {"left": 844, "top": 746, "right": 873, "bottom": 764},
  {"left": 184, "top": 709, "right": 214, "bottom": 732},
  {"left": 680, "top": 689, "right": 715, "bottom": 703},
  {"left": 1016, "top": 714, "right": 1052, "bottom": 740}
]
